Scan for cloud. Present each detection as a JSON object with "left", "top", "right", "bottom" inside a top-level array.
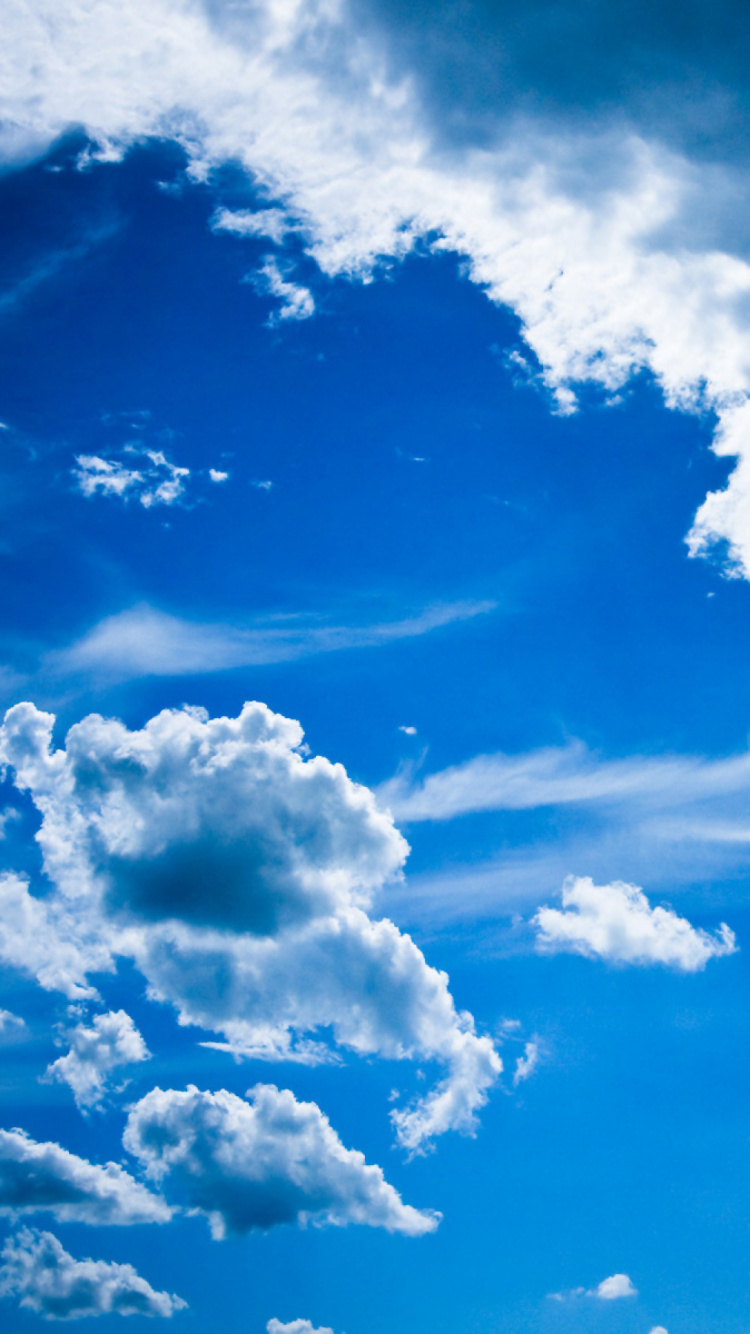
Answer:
[
  {"left": 123, "top": 1084, "right": 439, "bottom": 1239},
  {"left": 0, "top": 699, "right": 501, "bottom": 1150},
  {"left": 593, "top": 1273, "right": 637, "bottom": 1300},
  {"left": 533, "top": 876, "right": 737, "bottom": 971},
  {"left": 0, "top": 872, "right": 112, "bottom": 1001},
  {"left": 44, "top": 1010, "right": 150, "bottom": 1111},
  {"left": 512, "top": 1040, "right": 539, "bottom": 1087},
  {"left": 207, "top": 468, "right": 228, "bottom": 483},
  {"left": 249, "top": 257, "right": 314, "bottom": 323},
  {"left": 0, "top": 1228, "right": 185, "bottom": 1320},
  {"left": 0, "top": 1009, "right": 26, "bottom": 1036},
  {"left": 73, "top": 450, "right": 190, "bottom": 509},
  {"left": 267, "top": 1322, "right": 333, "bottom": 1334},
  {"left": 212, "top": 207, "right": 297, "bottom": 245},
  {"left": 45, "top": 599, "right": 496, "bottom": 683},
  {"left": 5, "top": 3, "right": 750, "bottom": 567},
  {"left": 0, "top": 1128, "right": 171, "bottom": 1226}
]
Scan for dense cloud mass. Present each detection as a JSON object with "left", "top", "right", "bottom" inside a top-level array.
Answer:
[
  {"left": 3, "top": 2, "right": 750, "bottom": 568},
  {"left": 0, "top": 872, "right": 111, "bottom": 1001},
  {"left": 0, "top": 1228, "right": 186, "bottom": 1320},
  {"left": 534, "top": 876, "right": 737, "bottom": 971},
  {"left": 0, "top": 1129, "right": 171, "bottom": 1226},
  {"left": 0, "top": 700, "right": 501, "bottom": 1149},
  {"left": 123, "top": 1084, "right": 439, "bottom": 1238},
  {"left": 45, "top": 1010, "right": 150, "bottom": 1110}
]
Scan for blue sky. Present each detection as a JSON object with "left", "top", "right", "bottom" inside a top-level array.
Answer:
[{"left": 1, "top": 4, "right": 750, "bottom": 1334}]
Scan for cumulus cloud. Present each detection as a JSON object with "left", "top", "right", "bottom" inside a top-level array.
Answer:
[
  {"left": 0, "top": 700, "right": 501, "bottom": 1149},
  {"left": 0, "top": 1129, "right": 171, "bottom": 1226},
  {"left": 3, "top": 2, "right": 750, "bottom": 566},
  {"left": 0, "top": 872, "right": 112, "bottom": 1001},
  {"left": 0, "top": 1228, "right": 186, "bottom": 1320},
  {"left": 44, "top": 1010, "right": 150, "bottom": 1111},
  {"left": 534, "top": 876, "right": 737, "bottom": 971},
  {"left": 267, "top": 1321, "right": 333, "bottom": 1334},
  {"left": 73, "top": 451, "right": 190, "bottom": 509},
  {"left": 593, "top": 1273, "right": 637, "bottom": 1300},
  {"left": 123, "top": 1084, "right": 439, "bottom": 1239}
]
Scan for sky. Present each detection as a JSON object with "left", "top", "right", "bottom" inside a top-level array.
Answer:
[{"left": 2, "top": 2, "right": 750, "bottom": 1332}]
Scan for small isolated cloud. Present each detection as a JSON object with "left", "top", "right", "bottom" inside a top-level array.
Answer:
[
  {"left": 533, "top": 876, "right": 737, "bottom": 972},
  {"left": 594, "top": 1274, "right": 638, "bottom": 1300},
  {"left": 44, "top": 1010, "right": 150, "bottom": 1111},
  {"left": 73, "top": 450, "right": 190, "bottom": 508},
  {"left": 0, "top": 1128, "right": 171, "bottom": 1226},
  {"left": 512, "top": 1040, "right": 539, "bottom": 1087},
  {"left": 267, "top": 1321, "right": 333, "bottom": 1334},
  {"left": 0, "top": 1228, "right": 186, "bottom": 1321},
  {"left": 398, "top": 726, "right": 417, "bottom": 736},
  {"left": 0, "top": 1009, "right": 26, "bottom": 1037},
  {"left": 208, "top": 469, "right": 228, "bottom": 483},
  {"left": 249, "top": 257, "right": 314, "bottom": 324},
  {"left": 211, "top": 207, "right": 295, "bottom": 245},
  {"left": 549, "top": 1273, "right": 637, "bottom": 1303},
  {"left": 123, "top": 1084, "right": 439, "bottom": 1240},
  {"left": 650, "top": 1327, "right": 669, "bottom": 1333},
  {"left": 252, "top": 479, "right": 273, "bottom": 491}
]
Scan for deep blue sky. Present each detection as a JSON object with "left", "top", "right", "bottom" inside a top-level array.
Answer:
[{"left": 2, "top": 5, "right": 750, "bottom": 1334}]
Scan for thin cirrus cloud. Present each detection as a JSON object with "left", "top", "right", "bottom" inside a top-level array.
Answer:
[
  {"left": 0, "top": 1228, "right": 186, "bottom": 1321},
  {"left": 123, "top": 1084, "right": 439, "bottom": 1238},
  {"left": 5, "top": 3, "right": 750, "bottom": 568},
  {"left": 40, "top": 599, "right": 497, "bottom": 683},
  {"left": 533, "top": 876, "right": 737, "bottom": 972},
  {"left": 0, "top": 699, "right": 502, "bottom": 1152}
]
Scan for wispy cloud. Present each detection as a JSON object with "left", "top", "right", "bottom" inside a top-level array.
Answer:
[{"left": 43, "top": 599, "right": 496, "bottom": 683}]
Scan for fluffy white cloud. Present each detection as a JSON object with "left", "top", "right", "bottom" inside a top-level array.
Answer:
[
  {"left": 0, "top": 1228, "right": 186, "bottom": 1320},
  {"left": 594, "top": 1273, "right": 637, "bottom": 1300},
  {"left": 3, "top": 2, "right": 750, "bottom": 566},
  {"left": 123, "top": 1084, "right": 439, "bottom": 1239},
  {"left": 0, "top": 1008, "right": 26, "bottom": 1036},
  {"left": 0, "top": 700, "right": 501, "bottom": 1150},
  {"left": 534, "top": 876, "right": 736, "bottom": 971},
  {"left": 44, "top": 1010, "right": 150, "bottom": 1111},
  {"left": 0, "top": 1129, "right": 171, "bottom": 1226},
  {"left": 267, "top": 1321, "right": 332, "bottom": 1334},
  {"left": 0, "top": 872, "right": 111, "bottom": 1001},
  {"left": 73, "top": 450, "right": 190, "bottom": 509}
]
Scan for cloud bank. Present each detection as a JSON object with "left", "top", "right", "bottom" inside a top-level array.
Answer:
[
  {"left": 123, "top": 1084, "right": 439, "bottom": 1238},
  {"left": 0, "top": 1228, "right": 185, "bottom": 1320},
  {"left": 3, "top": 2, "right": 750, "bottom": 567}
]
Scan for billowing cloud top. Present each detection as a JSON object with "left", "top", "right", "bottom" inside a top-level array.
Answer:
[
  {"left": 0, "top": 699, "right": 501, "bottom": 1150},
  {"left": 123, "top": 1084, "right": 439, "bottom": 1239}
]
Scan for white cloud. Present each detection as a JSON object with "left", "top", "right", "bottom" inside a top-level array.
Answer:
[
  {"left": 249, "top": 256, "right": 314, "bottom": 324},
  {"left": 0, "top": 1129, "right": 171, "bottom": 1226},
  {"left": 512, "top": 1040, "right": 539, "bottom": 1087},
  {"left": 0, "top": 1228, "right": 186, "bottom": 1320},
  {"left": 211, "top": 206, "right": 296, "bottom": 245},
  {"left": 207, "top": 468, "right": 228, "bottom": 483},
  {"left": 73, "top": 450, "right": 190, "bottom": 509},
  {"left": 0, "top": 699, "right": 501, "bottom": 1150},
  {"left": 398, "top": 726, "right": 417, "bottom": 736},
  {"left": 267, "top": 1321, "right": 333, "bottom": 1334},
  {"left": 4, "top": 2, "right": 750, "bottom": 567},
  {"left": 593, "top": 1273, "right": 637, "bottom": 1300},
  {"left": 0, "top": 1009, "right": 26, "bottom": 1036},
  {"left": 0, "top": 872, "right": 112, "bottom": 1001},
  {"left": 534, "top": 876, "right": 737, "bottom": 971},
  {"left": 649, "top": 1327, "right": 669, "bottom": 1333},
  {"left": 44, "top": 1010, "right": 150, "bottom": 1111},
  {"left": 45, "top": 600, "right": 495, "bottom": 683},
  {"left": 123, "top": 1084, "right": 439, "bottom": 1239}
]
